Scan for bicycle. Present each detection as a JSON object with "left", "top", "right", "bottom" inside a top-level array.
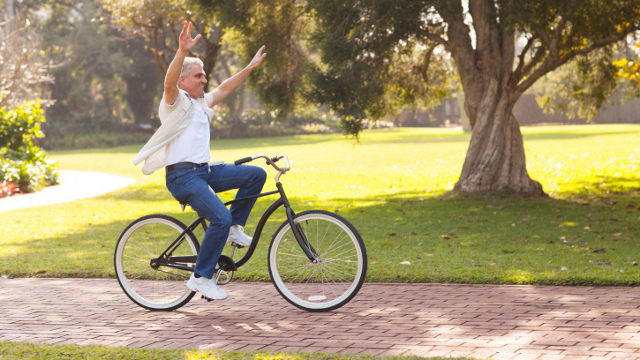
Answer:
[{"left": 114, "top": 154, "right": 367, "bottom": 312}]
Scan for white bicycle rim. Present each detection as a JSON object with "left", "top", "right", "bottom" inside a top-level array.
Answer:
[
  {"left": 269, "top": 212, "right": 365, "bottom": 311},
  {"left": 115, "top": 216, "right": 197, "bottom": 310}
]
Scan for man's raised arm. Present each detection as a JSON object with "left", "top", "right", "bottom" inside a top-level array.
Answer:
[
  {"left": 208, "top": 46, "right": 267, "bottom": 107},
  {"left": 164, "top": 21, "right": 201, "bottom": 105}
]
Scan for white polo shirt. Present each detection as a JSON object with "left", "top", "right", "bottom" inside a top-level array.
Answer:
[{"left": 164, "top": 98, "right": 211, "bottom": 166}]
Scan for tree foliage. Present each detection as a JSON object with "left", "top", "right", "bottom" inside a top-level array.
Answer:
[
  {"left": 536, "top": 45, "right": 624, "bottom": 121},
  {"left": 614, "top": 41, "right": 640, "bottom": 93},
  {"left": 309, "top": 1, "right": 456, "bottom": 136},
  {"left": 306, "top": 0, "right": 640, "bottom": 136},
  {"left": 106, "top": 0, "right": 269, "bottom": 136},
  {"left": 0, "top": 0, "right": 53, "bottom": 108},
  {"left": 213, "top": 0, "right": 314, "bottom": 118},
  {"left": 23, "top": 0, "right": 164, "bottom": 146},
  {"left": 106, "top": 0, "right": 223, "bottom": 86}
]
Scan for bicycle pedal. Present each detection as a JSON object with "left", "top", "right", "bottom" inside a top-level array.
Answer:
[{"left": 201, "top": 295, "right": 214, "bottom": 302}]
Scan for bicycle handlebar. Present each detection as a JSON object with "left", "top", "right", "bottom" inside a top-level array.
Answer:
[{"left": 233, "top": 154, "right": 291, "bottom": 174}]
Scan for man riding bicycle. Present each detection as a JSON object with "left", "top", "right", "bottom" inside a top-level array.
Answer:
[{"left": 133, "top": 21, "right": 267, "bottom": 301}]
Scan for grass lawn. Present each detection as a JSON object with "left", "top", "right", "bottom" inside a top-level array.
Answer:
[
  {"left": 0, "top": 342, "right": 468, "bottom": 360},
  {"left": 1, "top": 124, "right": 639, "bottom": 285}
]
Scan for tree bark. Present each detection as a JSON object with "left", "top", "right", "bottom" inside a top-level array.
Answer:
[{"left": 453, "top": 88, "right": 544, "bottom": 195}]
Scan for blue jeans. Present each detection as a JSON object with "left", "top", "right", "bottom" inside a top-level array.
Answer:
[{"left": 166, "top": 163, "right": 267, "bottom": 279}]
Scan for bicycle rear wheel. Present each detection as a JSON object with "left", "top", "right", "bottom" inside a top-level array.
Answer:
[
  {"left": 114, "top": 214, "right": 199, "bottom": 311},
  {"left": 268, "top": 210, "right": 367, "bottom": 312}
]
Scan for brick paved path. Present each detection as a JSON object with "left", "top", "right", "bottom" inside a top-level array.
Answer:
[{"left": 1, "top": 278, "right": 639, "bottom": 360}]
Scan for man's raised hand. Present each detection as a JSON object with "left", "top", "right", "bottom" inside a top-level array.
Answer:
[
  {"left": 248, "top": 46, "right": 267, "bottom": 70},
  {"left": 179, "top": 21, "right": 201, "bottom": 53}
]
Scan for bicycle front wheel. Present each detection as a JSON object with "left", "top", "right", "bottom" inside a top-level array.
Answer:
[
  {"left": 114, "top": 214, "right": 199, "bottom": 311},
  {"left": 268, "top": 210, "right": 367, "bottom": 312}
]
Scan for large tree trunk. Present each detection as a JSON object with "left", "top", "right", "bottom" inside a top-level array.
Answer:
[
  {"left": 122, "top": 38, "right": 164, "bottom": 126},
  {"left": 228, "top": 93, "right": 247, "bottom": 138},
  {"left": 454, "top": 88, "right": 544, "bottom": 195},
  {"left": 125, "top": 75, "right": 161, "bottom": 126},
  {"left": 218, "top": 55, "right": 247, "bottom": 138},
  {"left": 439, "top": 0, "right": 546, "bottom": 196}
]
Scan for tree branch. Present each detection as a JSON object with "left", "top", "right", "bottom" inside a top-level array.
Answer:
[
  {"left": 469, "top": 0, "right": 495, "bottom": 59},
  {"left": 511, "top": 35, "right": 536, "bottom": 84},
  {"left": 413, "top": 43, "right": 437, "bottom": 83},
  {"left": 499, "top": 13, "right": 516, "bottom": 88},
  {"left": 151, "top": 27, "right": 167, "bottom": 74},
  {"left": 434, "top": 0, "right": 477, "bottom": 82},
  {"left": 511, "top": 36, "right": 549, "bottom": 87},
  {"left": 414, "top": 28, "right": 449, "bottom": 49},
  {"left": 168, "top": 19, "right": 180, "bottom": 45},
  {"left": 516, "top": 26, "right": 640, "bottom": 96}
]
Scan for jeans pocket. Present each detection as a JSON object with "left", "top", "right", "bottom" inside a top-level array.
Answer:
[{"left": 171, "top": 167, "right": 196, "bottom": 182}]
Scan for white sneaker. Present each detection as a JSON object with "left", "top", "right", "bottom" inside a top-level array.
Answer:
[
  {"left": 226, "top": 225, "right": 252, "bottom": 247},
  {"left": 186, "top": 273, "right": 228, "bottom": 300}
]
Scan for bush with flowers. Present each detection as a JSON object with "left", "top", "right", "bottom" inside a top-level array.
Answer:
[{"left": 0, "top": 101, "right": 59, "bottom": 197}]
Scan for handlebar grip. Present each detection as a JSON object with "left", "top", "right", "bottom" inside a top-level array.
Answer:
[{"left": 234, "top": 157, "right": 253, "bottom": 166}]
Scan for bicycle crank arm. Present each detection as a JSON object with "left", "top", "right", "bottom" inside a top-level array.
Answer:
[
  {"left": 166, "top": 255, "right": 198, "bottom": 263},
  {"left": 155, "top": 263, "right": 195, "bottom": 272}
]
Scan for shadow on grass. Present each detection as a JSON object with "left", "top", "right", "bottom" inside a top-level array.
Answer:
[
  {"left": 0, "top": 197, "right": 286, "bottom": 279},
  {"left": 3, "top": 187, "right": 639, "bottom": 285},
  {"left": 98, "top": 186, "right": 286, "bottom": 214},
  {"left": 317, "top": 188, "right": 640, "bottom": 285}
]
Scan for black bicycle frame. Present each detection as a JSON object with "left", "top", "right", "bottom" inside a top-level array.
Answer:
[{"left": 157, "top": 181, "right": 318, "bottom": 272}]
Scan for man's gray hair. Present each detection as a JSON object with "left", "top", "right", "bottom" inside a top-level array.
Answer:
[{"left": 181, "top": 57, "right": 204, "bottom": 77}]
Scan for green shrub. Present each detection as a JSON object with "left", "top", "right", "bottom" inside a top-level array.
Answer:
[
  {"left": 209, "top": 107, "right": 342, "bottom": 139},
  {"left": 42, "top": 131, "right": 152, "bottom": 150},
  {"left": 0, "top": 102, "right": 59, "bottom": 193}
]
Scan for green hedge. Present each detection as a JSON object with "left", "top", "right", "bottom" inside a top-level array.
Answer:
[
  {"left": 0, "top": 102, "right": 59, "bottom": 195},
  {"left": 42, "top": 131, "right": 152, "bottom": 150}
]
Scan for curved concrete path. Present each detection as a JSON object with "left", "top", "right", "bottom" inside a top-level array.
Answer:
[
  {"left": 1, "top": 278, "right": 639, "bottom": 359},
  {"left": 0, "top": 170, "right": 135, "bottom": 212}
]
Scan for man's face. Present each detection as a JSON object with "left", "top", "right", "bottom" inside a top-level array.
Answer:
[{"left": 179, "top": 64, "right": 207, "bottom": 99}]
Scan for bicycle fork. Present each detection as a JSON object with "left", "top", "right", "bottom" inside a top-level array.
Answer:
[
  {"left": 285, "top": 207, "right": 321, "bottom": 262},
  {"left": 277, "top": 181, "right": 320, "bottom": 262}
]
